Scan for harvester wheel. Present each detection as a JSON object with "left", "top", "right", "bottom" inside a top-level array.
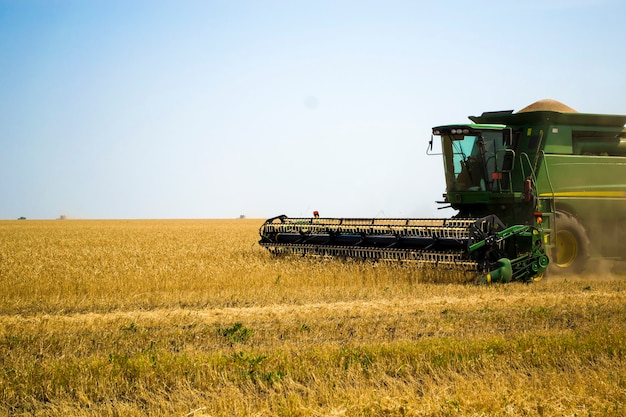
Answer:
[
  {"left": 550, "top": 212, "right": 589, "bottom": 274},
  {"left": 531, "top": 273, "right": 545, "bottom": 282}
]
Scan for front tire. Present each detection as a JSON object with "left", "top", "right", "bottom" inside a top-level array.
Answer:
[{"left": 550, "top": 212, "right": 589, "bottom": 274}]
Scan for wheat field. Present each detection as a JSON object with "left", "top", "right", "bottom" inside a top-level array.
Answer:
[{"left": 1, "top": 219, "right": 625, "bottom": 416}]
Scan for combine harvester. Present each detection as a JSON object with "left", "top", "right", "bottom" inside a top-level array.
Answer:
[{"left": 259, "top": 99, "right": 626, "bottom": 283}]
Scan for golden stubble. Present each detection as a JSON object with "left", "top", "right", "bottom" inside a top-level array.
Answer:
[{"left": 1, "top": 219, "right": 625, "bottom": 416}]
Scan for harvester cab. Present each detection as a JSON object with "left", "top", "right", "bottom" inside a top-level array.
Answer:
[
  {"left": 434, "top": 126, "right": 514, "bottom": 197},
  {"left": 431, "top": 123, "right": 536, "bottom": 227}
]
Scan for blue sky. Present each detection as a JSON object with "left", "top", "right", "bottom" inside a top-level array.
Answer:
[{"left": 1, "top": 0, "right": 625, "bottom": 219}]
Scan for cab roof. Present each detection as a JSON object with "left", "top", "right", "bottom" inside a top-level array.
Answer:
[{"left": 432, "top": 123, "right": 505, "bottom": 132}]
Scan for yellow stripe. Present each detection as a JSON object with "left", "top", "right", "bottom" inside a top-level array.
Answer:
[{"left": 539, "top": 191, "right": 626, "bottom": 198}]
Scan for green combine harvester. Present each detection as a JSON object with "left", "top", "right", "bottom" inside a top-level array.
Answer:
[{"left": 259, "top": 99, "right": 626, "bottom": 283}]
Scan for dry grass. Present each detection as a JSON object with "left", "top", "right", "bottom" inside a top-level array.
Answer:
[{"left": 1, "top": 219, "right": 625, "bottom": 416}]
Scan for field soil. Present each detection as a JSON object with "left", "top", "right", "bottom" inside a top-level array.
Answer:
[{"left": 1, "top": 219, "right": 625, "bottom": 416}]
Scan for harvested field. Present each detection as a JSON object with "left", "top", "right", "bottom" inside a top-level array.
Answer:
[{"left": 1, "top": 219, "right": 625, "bottom": 416}]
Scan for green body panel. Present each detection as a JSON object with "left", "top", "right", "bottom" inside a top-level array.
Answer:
[
  {"left": 535, "top": 154, "right": 626, "bottom": 257},
  {"left": 535, "top": 155, "right": 626, "bottom": 212}
]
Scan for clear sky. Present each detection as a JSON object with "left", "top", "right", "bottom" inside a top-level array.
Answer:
[{"left": 1, "top": 0, "right": 625, "bottom": 219}]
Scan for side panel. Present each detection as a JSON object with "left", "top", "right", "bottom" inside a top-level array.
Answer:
[{"left": 536, "top": 154, "right": 626, "bottom": 257}]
